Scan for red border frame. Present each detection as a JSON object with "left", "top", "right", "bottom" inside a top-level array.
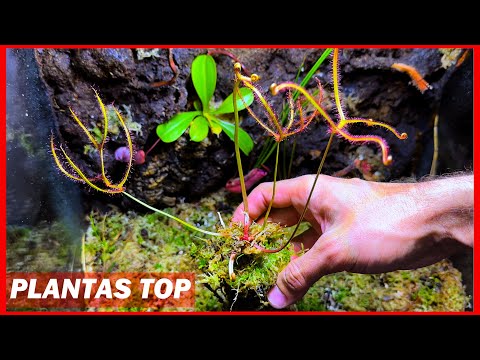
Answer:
[
  {"left": 1, "top": 46, "right": 6, "bottom": 314},
  {"left": 1, "top": 45, "right": 477, "bottom": 316}
]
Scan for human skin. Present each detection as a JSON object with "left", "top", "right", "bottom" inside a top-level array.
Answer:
[{"left": 231, "top": 174, "right": 473, "bottom": 309}]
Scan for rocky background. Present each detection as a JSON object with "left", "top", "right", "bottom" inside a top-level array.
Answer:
[{"left": 32, "top": 48, "right": 472, "bottom": 208}]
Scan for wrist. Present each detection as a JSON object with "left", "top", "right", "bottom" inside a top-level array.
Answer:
[{"left": 413, "top": 175, "right": 473, "bottom": 248}]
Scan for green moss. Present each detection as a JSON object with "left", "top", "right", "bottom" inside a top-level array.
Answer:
[
  {"left": 7, "top": 222, "right": 80, "bottom": 272},
  {"left": 87, "top": 104, "right": 143, "bottom": 147},
  {"left": 84, "top": 202, "right": 221, "bottom": 312},
  {"left": 6, "top": 128, "right": 43, "bottom": 158},
  {"left": 192, "top": 220, "right": 293, "bottom": 310},
  {"left": 295, "top": 260, "right": 469, "bottom": 312},
  {"left": 104, "top": 104, "right": 142, "bottom": 138}
]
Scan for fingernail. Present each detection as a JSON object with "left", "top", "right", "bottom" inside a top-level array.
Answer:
[{"left": 267, "top": 285, "right": 289, "bottom": 309}]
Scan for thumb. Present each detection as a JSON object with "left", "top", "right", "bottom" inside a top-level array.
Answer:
[{"left": 267, "top": 236, "right": 346, "bottom": 309}]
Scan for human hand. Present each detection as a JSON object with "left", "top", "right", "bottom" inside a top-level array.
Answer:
[{"left": 232, "top": 174, "right": 473, "bottom": 309}]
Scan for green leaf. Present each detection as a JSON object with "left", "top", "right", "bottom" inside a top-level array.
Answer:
[
  {"left": 156, "top": 111, "right": 200, "bottom": 143},
  {"left": 192, "top": 54, "right": 216, "bottom": 111},
  {"left": 211, "top": 87, "right": 254, "bottom": 115},
  {"left": 189, "top": 116, "right": 209, "bottom": 142},
  {"left": 193, "top": 100, "right": 202, "bottom": 111},
  {"left": 213, "top": 118, "right": 254, "bottom": 155}
]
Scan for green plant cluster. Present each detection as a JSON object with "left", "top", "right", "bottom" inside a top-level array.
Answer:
[
  {"left": 84, "top": 192, "right": 227, "bottom": 311},
  {"left": 192, "top": 221, "right": 293, "bottom": 310},
  {"left": 156, "top": 54, "right": 254, "bottom": 155}
]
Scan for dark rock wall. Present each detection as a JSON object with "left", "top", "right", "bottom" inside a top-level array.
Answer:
[{"left": 34, "top": 48, "right": 471, "bottom": 210}]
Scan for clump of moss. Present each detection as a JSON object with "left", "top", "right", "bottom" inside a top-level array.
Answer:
[
  {"left": 106, "top": 104, "right": 143, "bottom": 138},
  {"left": 84, "top": 209, "right": 197, "bottom": 274},
  {"left": 7, "top": 127, "right": 44, "bottom": 158},
  {"left": 86, "top": 104, "right": 142, "bottom": 150},
  {"left": 192, "top": 220, "right": 292, "bottom": 310},
  {"left": 7, "top": 221, "right": 83, "bottom": 312}
]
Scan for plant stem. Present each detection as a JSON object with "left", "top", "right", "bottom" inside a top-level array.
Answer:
[
  {"left": 262, "top": 142, "right": 280, "bottom": 230},
  {"left": 255, "top": 136, "right": 273, "bottom": 167},
  {"left": 253, "top": 132, "right": 335, "bottom": 254},
  {"left": 122, "top": 191, "right": 221, "bottom": 236},
  {"left": 233, "top": 78, "right": 249, "bottom": 215},
  {"left": 287, "top": 139, "right": 297, "bottom": 179},
  {"left": 288, "top": 131, "right": 335, "bottom": 242},
  {"left": 145, "top": 138, "right": 160, "bottom": 156},
  {"left": 256, "top": 137, "right": 277, "bottom": 169},
  {"left": 282, "top": 141, "right": 287, "bottom": 179},
  {"left": 430, "top": 113, "right": 439, "bottom": 176},
  {"left": 253, "top": 48, "right": 332, "bottom": 169}
]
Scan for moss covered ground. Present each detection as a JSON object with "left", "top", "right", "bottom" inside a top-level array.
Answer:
[
  {"left": 82, "top": 189, "right": 470, "bottom": 312},
  {"left": 7, "top": 189, "right": 470, "bottom": 312}
]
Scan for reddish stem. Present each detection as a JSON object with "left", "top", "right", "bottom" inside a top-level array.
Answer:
[
  {"left": 332, "top": 162, "right": 356, "bottom": 177},
  {"left": 207, "top": 49, "right": 251, "bottom": 76},
  {"left": 241, "top": 222, "right": 250, "bottom": 241},
  {"left": 151, "top": 48, "right": 179, "bottom": 87},
  {"left": 144, "top": 138, "right": 161, "bottom": 157}
]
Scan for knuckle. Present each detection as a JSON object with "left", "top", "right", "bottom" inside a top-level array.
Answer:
[
  {"left": 257, "top": 181, "right": 272, "bottom": 193},
  {"left": 282, "top": 261, "right": 307, "bottom": 293},
  {"left": 256, "top": 182, "right": 273, "bottom": 202},
  {"left": 298, "top": 174, "right": 314, "bottom": 188}
]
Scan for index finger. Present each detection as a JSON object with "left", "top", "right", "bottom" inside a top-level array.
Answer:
[{"left": 231, "top": 175, "right": 313, "bottom": 223}]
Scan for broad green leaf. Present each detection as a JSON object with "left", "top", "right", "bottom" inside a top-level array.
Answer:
[
  {"left": 214, "top": 118, "right": 254, "bottom": 155},
  {"left": 156, "top": 111, "right": 200, "bottom": 143},
  {"left": 189, "top": 116, "right": 209, "bottom": 142},
  {"left": 192, "top": 54, "right": 216, "bottom": 111},
  {"left": 211, "top": 87, "right": 254, "bottom": 115}
]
